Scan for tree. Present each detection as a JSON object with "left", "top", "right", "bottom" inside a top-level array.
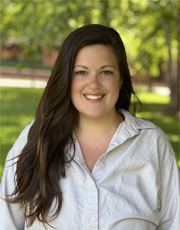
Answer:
[{"left": 109, "top": 0, "right": 179, "bottom": 113}]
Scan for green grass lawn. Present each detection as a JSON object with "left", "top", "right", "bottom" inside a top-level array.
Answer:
[
  {"left": 0, "top": 87, "right": 179, "bottom": 179},
  {"left": 0, "top": 87, "right": 44, "bottom": 179}
]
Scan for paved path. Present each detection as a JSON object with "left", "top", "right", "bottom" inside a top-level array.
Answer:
[
  {"left": 0, "top": 66, "right": 49, "bottom": 88},
  {"left": 0, "top": 77, "right": 47, "bottom": 88}
]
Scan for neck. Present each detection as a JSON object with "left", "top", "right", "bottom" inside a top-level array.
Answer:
[{"left": 75, "top": 111, "right": 123, "bottom": 137}]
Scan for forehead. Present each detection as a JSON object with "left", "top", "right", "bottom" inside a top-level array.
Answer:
[{"left": 74, "top": 45, "right": 118, "bottom": 65}]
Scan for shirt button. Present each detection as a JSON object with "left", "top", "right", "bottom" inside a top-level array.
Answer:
[
  {"left": 76, "top": 153, "right": 81, "bottom": 160},
  {"left": 89, "top": 182, "right": 95, "bottom": 188},
  {"left": 89, "top": 216, "right": 97, "bottom": 222}
]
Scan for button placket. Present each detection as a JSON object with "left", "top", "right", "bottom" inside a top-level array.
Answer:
[{"left": 86, "top": 178, "right": 98, "bottom": 230}]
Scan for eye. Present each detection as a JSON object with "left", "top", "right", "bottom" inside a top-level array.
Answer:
[
  {"left": 75, "top": 71, "right": 88, "bottom": 76},
  {"left": 101, "top": 71, "right": 113, "bottom": 75}
]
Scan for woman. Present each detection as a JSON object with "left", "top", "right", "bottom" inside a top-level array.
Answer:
[{"left": 0, "top": 24, "right": 179, "bottom": 230}]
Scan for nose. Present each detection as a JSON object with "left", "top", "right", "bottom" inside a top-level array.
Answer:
[{"left": 88, "top": 74, "right": 101, "bottom": 89}]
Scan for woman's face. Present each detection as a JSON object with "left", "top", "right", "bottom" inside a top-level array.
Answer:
[{"left": 71, "top": 45, "right": 122, "bottom": 121}]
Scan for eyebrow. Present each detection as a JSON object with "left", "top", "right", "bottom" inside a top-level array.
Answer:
[
  {"left": 74, "top": 65, "right": 88, "bottom": 69},
  {"left": 100, "top": 65, "right": 116, "bottom": 69},
  {"left": 74, "top": 65, "right": 116, "bottom": 69}
]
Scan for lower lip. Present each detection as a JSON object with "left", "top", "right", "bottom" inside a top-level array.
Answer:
[{"left": 84, "top": 95, "right": 104, "bottom": 102}]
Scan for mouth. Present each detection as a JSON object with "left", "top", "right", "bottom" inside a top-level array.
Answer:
[{"left": 84, "top": 94, "right": 105, "bottom": 100}]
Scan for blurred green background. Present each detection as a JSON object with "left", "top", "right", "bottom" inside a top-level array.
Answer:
[{"left": 0, "top": 0, "right": 179, "bottom": 178}]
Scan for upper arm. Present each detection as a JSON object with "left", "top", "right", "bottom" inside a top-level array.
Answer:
[
  {"left": 0, "top": 151, "right": 25, "bottom": 230},
  {"left": 0, "top": 122, "right": 33, "bottom": 230},
  {"left": 157, "top": 152, "right": 180, "bottom": 229}
]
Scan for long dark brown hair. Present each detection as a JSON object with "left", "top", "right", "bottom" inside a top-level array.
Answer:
[{"left": 7, "top": 24, "right": 137, "bottom": 227}]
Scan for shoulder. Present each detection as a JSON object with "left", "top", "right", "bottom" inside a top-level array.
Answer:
[
  {"left": 6, "top": 121, "right": 34, "bottom": 163},
  {"left": 120, "top": 109, "right": 176, "bottom": 168}
]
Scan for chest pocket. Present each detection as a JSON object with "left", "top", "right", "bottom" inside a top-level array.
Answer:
[{"left": 100, "top": 217, "right": 158, "bottom": 230}]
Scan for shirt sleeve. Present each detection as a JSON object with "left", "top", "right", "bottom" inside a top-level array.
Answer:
[
  {"left": 157, "top": 131, "right": 180, "bottom": 230},
  {"left": 0, "top": 123, "right": 33, "bottom": 230}
]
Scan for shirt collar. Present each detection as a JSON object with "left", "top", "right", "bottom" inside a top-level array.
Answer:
[
  {"left": 120, "top": 109, "right": 156, "bottom": 131},
  {"left": 106, "top": 109, "right": 156, "bottom": 153}
]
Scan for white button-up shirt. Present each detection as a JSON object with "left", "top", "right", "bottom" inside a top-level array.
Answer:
[{"left": 0, "top": 110, "right": 180, "bottom": 230}]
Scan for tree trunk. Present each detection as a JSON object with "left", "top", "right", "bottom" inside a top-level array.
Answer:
[
  {"left": 101, "top": 1, "right": 110, "bottom": 26},
  {"left": 177, "top": 8, "right": 180, "bottom": 116},
  {"left": 164, "top": 22, "right": 178, "bottom": 113}
]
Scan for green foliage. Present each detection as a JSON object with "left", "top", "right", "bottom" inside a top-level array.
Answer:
[
  {"left": 0, "top": 87, "right": 179, "bottom": 179},
  {"left": 1, "top": 0, "right": 179, "bottom": 76}
]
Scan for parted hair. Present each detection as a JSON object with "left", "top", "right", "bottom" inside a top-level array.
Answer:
[{"left": 8, "top": 24, "right": 137, "bottom": 227}]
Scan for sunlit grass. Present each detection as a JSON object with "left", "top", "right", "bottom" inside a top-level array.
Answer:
[
  {"left": 0, "top": 87, "right": 179, "bottom": 179},
  {"left": 137, "top": 92, "right": 170, "bottom": 104}
]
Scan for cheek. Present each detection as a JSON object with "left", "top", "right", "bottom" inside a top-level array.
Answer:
[
  {"left": 104, "top": 78, "right": 120, "bottom": 92},
  {"left": 105, "top": 79, "right": 121, "bottom": 104},
  {"left": 71, "top": 79, "right": 84, "bottom": 101}
]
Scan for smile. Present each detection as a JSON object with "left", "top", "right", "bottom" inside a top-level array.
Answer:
[{"left": 84, "top": 94, "right": 104, "bottom": 100}]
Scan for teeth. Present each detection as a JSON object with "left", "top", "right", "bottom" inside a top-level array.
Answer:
[{"left": 85, "top": 95, "right": 103, "bottom": 100}]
